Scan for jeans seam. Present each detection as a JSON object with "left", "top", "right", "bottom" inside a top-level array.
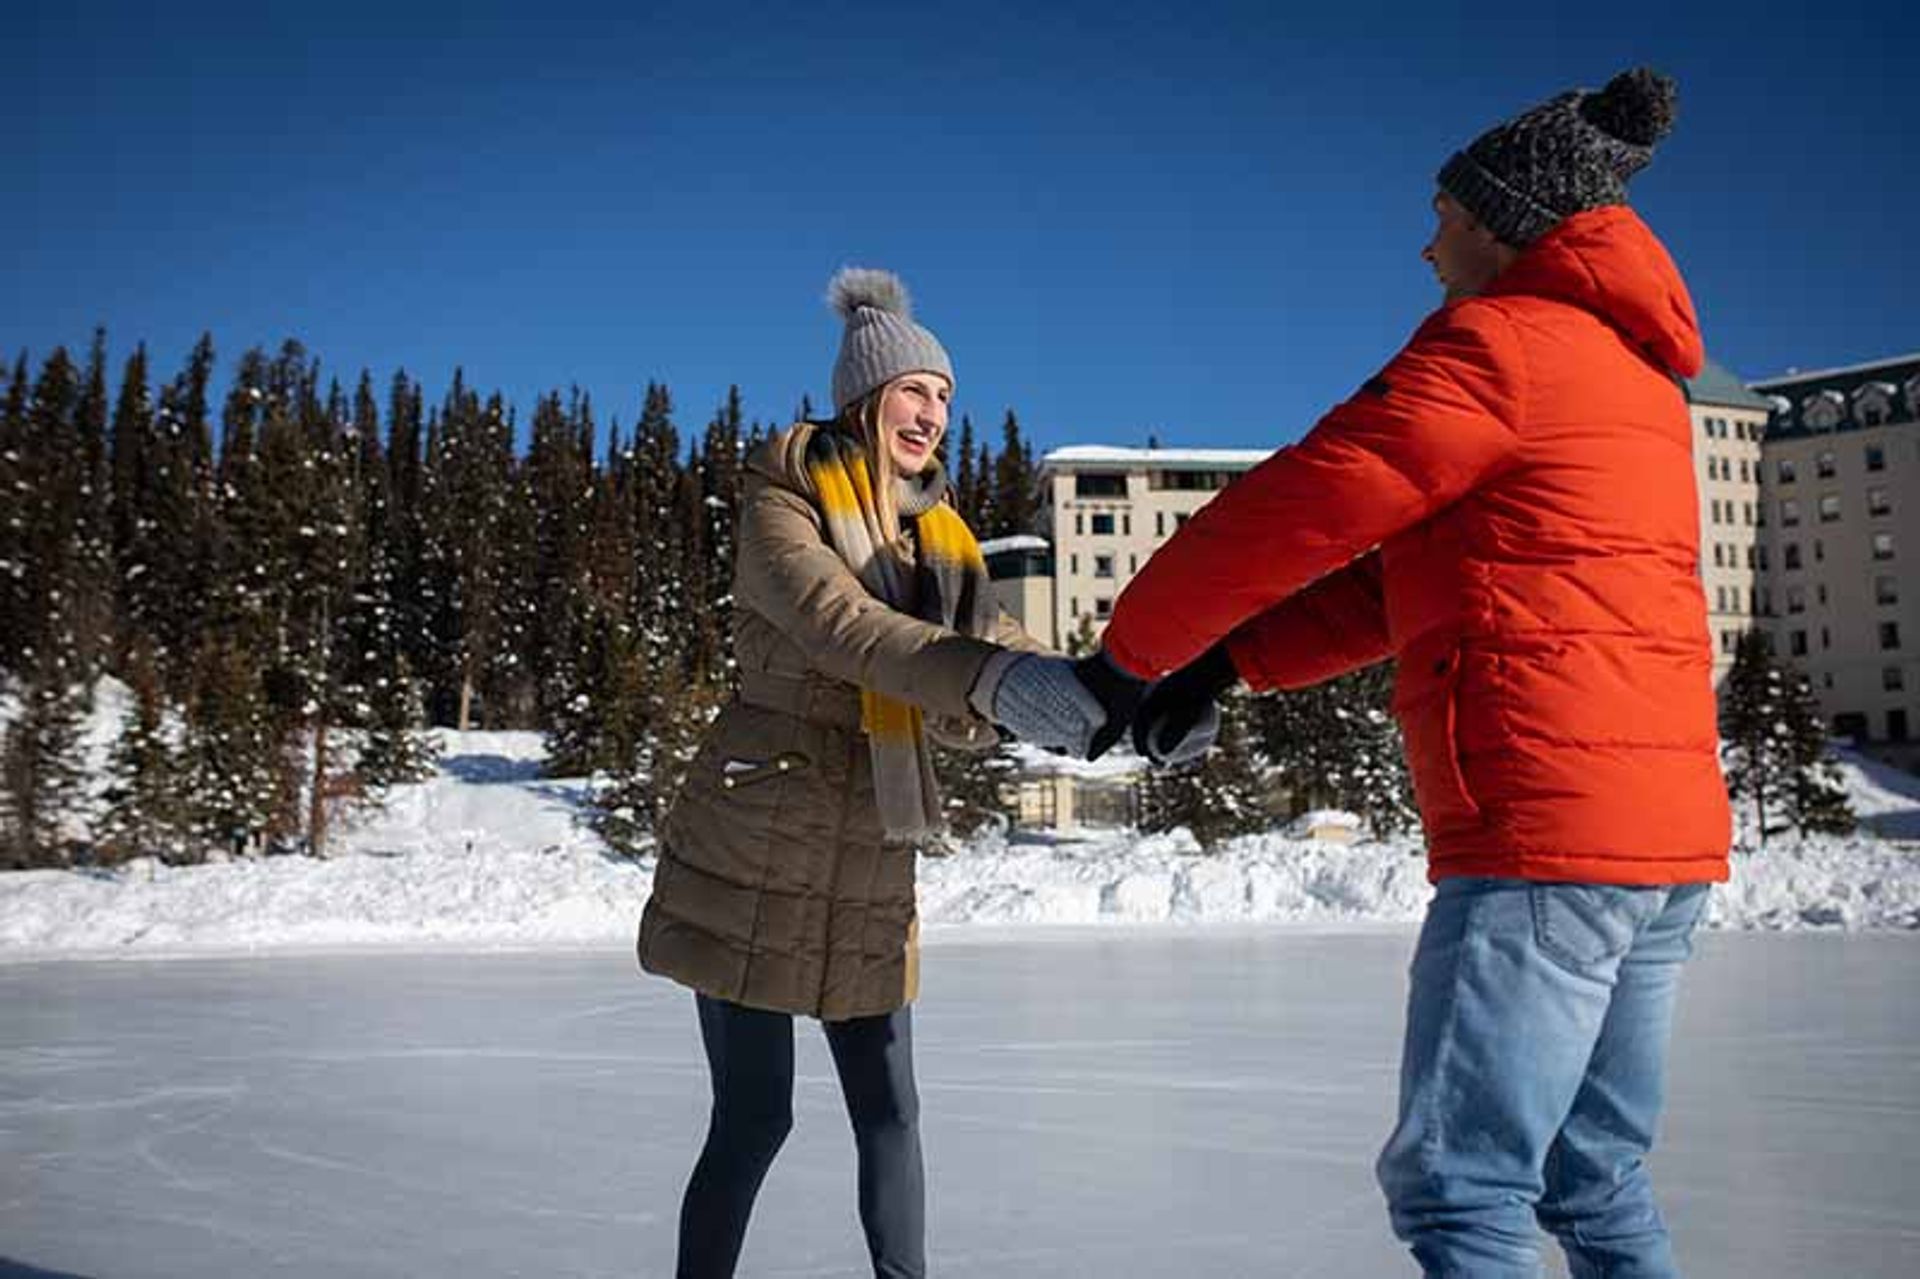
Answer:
[{"left": 1416, "top": 892, "right": 1476, "bottom": 1176}]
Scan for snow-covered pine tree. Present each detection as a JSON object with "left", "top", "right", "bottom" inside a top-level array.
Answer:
[
  {"left": 69, "top": 330, "right": 115, "bottom": 683},
  {"left": 97, "top": 640, "right": 188, "bottom": 864},
  {"left": 1778, "top": 649, "right": 1854, "bottom": 836},
  {"left": 931, "top": 736, "right": 1019, "bottom": 844},
  {"left": 0, "top": 651, "right": 89, "bottom": 869},
  {"left": 180, "top": 635, "right": 282, "bottom": 860},
  {"left": 949, "top": 413, "right": 978, "bottom": 527},
  {"left": 1136, "top": 688, "right": 1269, "bottom": 849},
  {"left": 339, "top": 371, "right": 436, "bottom": 796},
  {"left": 1719, "top": 629, "right": 1853, "bottom": 845},
  {"left": 1249, "top": 662, "right": 1415, "bottom": 837},
  {"left": 0, "top": 353, "right": 29, "bottom": 676}
]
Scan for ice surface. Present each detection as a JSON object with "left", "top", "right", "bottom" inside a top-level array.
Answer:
[{"left": 3, "top": 931, "right": 1916, "bottom": 1278}]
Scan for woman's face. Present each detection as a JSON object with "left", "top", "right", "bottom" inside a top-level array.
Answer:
[{"left": 876, "top": 372, "right": 951, "bottom": 476}]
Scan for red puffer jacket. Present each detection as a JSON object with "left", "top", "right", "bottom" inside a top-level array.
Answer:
[{"left": 1104, "top": 206, "right": 1731, "bottom": 885}]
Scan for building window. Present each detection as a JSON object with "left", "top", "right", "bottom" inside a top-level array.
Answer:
[
  {"left": 1070, "top": 554, "right": 1079, "bottom": 575},
  {"left": 1786, "top": 585, "right": 1806, "bottom": 614},
  {"left": 1777, "top": 459, "right": 1796, "bottom": 483},
  {"left": 1075, "top": 473, "right": 1127, "bottom": 498},
  {"left": 1892, "top": 709, "right": 1911, "bottom": 743},
  {"left": 1174, "top": 513, "right": 1190, "bottom": 530},
  {"left": 1881, "top": 622, "right": 1902, "bottom": 651},
  {"left": 1075, "top": 513, "right": 1084, "bottom": 536},
  {"left": 1885, "top": 667, "right": 1907, "bottom": 692},
  {"left": 1069, "top": 597, "right": 1078, "bottom": 616},
  {"left": 1866, "top": 444, "right": 1886, "bottom": 472},
  {"left": 1823, "top": 672, "right": 1835, "bottom": 690},
  {"left": 1720, "top": 630, "right": 1735, "bottom": 654},
  {"left": 1090, "top": 513, "right": 1115, "bottom": 536},
  {"left": 1868, "top": 487, "right": 1891, "bottom": 517},
  {"left": 1710, "top": 499, "right": 1721, "bottom": 524},
  {"left": 1739, "top": 459, "right": 1751, "bottom": 482},
  {"left": 1744, "top": 502, "right": 1755, "bottom": 525},
  {"left": 1745, "top": 545, "right": 1757, "bottom": 569},
  {"left": 1761, "top": 587, "right": 1773, "bottom": 615},
  {"left": 1094, "top": 597, "right": 1113, "bottom": 620},
  {"left": 1122, "top": 513, "right": 1132, "bottom": 536},
  {"left": 1821, "top": 626, "right": 1831, "bottom": 650},
  {"left": 1817, "top": 583, "right": 1829, "bottom": 607},
  {"left": 1758, "top": 545, "right": 1770, "bottom": 570},
  {"left": 1129, "top": 554, "right": 1137, "bottom": 574},
  {"left": 1818, "top": 494, "right": 1841, "bottom": 523},
  {"left": 1876, "top": 576, "right": 1899, "bottom": 606},
  {"left": 1814, "top": 539, "right": 1825, "bottom": 562},
  {"left": 1715, "top": 586, "right": 1728, "bottom": 612},
  {"left": 1713, "top": 544, "right": 1725, "bottom": 568},
  {"left": 1781, "top": 498, "right": 1800, "bottom": 526},
  {"left": 1784, "top": 543, "right": 1801, "bottom": 570},
  {"left": 1816, "top": 450, "right": 1836, "bottom": 478},
  {"left": 1093, "top": 554, "right": 1114, "bottom": 579},
  {"left": 1873, "top": 533, "right": 1895, "bottom": 561},
  {"left": 1155, "top": 511, "right": 1165, "bottom": 537},
  {"left": 1789, "top": 630, "right": 1807, "bottom": 657}
]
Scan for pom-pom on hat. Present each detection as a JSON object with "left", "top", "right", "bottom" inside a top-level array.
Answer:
[
  {"left": 827, "top": 267, "right": 954, "bottom": 414},
  {"left": 1438, "top": 67, "right": 1679, "bottom": 246}
]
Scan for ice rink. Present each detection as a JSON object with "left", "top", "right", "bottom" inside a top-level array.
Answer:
[{"left": 4, "top": 929, "right": 1916, "bottom": 1277}]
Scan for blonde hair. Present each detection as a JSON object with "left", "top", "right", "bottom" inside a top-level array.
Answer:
[{"left": 834, "top": 382, "right": 901, "bottom": 539}]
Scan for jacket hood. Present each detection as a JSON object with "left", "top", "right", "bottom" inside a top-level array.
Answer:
[{"left": 1485, "top": 206, "right": 1703, "bottom": 378}]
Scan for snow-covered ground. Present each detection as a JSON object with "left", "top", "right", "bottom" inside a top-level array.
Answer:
[{"left": 3, "top": 730, "right": 1918, "bottom": 956}]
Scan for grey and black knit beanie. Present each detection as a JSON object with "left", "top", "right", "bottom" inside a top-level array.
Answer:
[
  {"left": 827, "top": 267, "right": 954, "bottom": 413},
  {"left": 1438, "top": 67, "right": 1679, "bottom": 247}
]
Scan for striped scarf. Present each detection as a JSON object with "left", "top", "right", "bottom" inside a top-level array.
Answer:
[{"left": 804, "top": 427, "right": 998, "bottom": 843}]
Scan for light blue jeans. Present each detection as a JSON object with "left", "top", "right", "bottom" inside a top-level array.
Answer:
[{"left": 1377, "top": 877, "right": 1711, "bottom": 1279}]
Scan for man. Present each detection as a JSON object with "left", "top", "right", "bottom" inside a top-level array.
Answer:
[{"left": 1093, "top": 68, "right": 1731, "bottom": 1278}]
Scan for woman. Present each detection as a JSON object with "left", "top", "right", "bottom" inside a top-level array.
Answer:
[{"left": 638, "top": 268, "right": 1101, "bottom": 1278}]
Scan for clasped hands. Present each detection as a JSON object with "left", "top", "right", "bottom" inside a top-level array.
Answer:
[{"left": 971, "top": 643, "right": 1238, "bottom": 765}]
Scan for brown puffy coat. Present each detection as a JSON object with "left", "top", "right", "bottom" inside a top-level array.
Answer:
[{"left": 638, "top": 423, "right": 1038, "bottom": 1020}]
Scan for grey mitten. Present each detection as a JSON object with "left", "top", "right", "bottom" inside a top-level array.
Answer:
[{"left": 970, "top": 652, "right": 1107, "bottom": 757}]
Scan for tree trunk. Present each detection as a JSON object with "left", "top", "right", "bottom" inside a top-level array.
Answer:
[
  {"left": 458, "top": 672, "right": 474, "bottom": 732},
  {"left": 308, "top": 719, "right": 329, "bottom": 857}
]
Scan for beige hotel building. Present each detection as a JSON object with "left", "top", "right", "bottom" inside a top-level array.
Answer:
[{"left": 983, "top": 351, "right": 1917, "bottom": 766}]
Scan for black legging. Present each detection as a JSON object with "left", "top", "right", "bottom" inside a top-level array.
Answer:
[{"left": 676, "top": 993, "right": 925, "bottom": 1279}]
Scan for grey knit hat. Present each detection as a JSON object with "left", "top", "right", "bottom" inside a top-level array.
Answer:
[
  {"left": 1438, "top": 67, "right": 1678, "bottom": 247},
  {"left": 826, "top": 267, "right": 954, "bottom": 413}
]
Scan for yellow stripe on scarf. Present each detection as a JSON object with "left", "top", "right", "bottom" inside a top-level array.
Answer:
[
  {"left": 916, "top": 503, "right": 986, "bottom": 573},
  {"left": 861, "top": 691, "right": 923, "bottom": 745},
  {"left": 809, "top": 457, "right": 862, "bottom": 520}
]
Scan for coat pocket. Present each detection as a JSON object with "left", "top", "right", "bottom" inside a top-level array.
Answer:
[
  {"left": 1393, "top": 643, "right": 1482, "bottom": 828},
  {"left": 719, "top": 751, "right": 812, "bottom": 790}
]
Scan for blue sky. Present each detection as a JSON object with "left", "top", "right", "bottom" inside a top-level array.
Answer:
[{"left": 6, "top": 1, "right": 1912, "bottom": 455}]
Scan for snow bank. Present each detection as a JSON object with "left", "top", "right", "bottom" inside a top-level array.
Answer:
[{"left": 2, "top": 731, "right": 1917, "bottom": 957}]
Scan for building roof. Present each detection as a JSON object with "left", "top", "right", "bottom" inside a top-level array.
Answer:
[
  {"left": 1039, "top": 445, "right": 1274, "bottom": 473},
  {"left": 1748, "top": 352, "right": 1920, "bottom": 440},
  {"left": 1751, "top": 352, "right": 1920, "bottom": 390},
  {"left": 1682, "top": 356, "right": 1771, "bottom": 411},
  {"left": 979, "top": 534, "right": 1050, "bottom": 557}
]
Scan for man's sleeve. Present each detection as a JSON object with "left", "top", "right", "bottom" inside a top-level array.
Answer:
[
  {"left": 1102, "top": 300, "right": 1526, "bottom": 679},
  {"left": 1225, "top": 551, "right": 1391, "bottom": 691}
]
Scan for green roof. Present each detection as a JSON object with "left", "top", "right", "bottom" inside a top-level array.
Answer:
[{"left": 1683, "top": 356, "right": 1771, "bottom": 411}]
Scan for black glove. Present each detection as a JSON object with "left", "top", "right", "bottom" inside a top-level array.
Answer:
[
  {"left": 1133, "top": 643, "right": 1238, "bottom": 762},
  {"left": 1073, "top": 648, "right": 1149, "bottom": 761}
]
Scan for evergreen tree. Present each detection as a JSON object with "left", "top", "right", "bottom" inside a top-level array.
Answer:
[
  {"left": 931, "top": 738, "right": 1019, "bottom": 843},
  {"left": 989, "top": 409, "right": 1039, "bottom": 537},
  {"left": 0, "top": 353, "right": 29, "bottom": 675},
  {"left": 97, "top": 641, "right": 188, "bottom": 864},
  {"left": 1136, "top": 689, "right": 1269, "bottom": 849},
  {"left": 949, "top": 414, "right": 978, "bottom": 526},
  {"left": 1720, "top": 630, "right": 1855, "bottom": 846},
  {"left": 180, "top": 636, "right": 281, "bottom": 858},
  {"left": 1250, "top": 663, "right": 1416, "bottom": 836},
  {"left": 0, "top": 654, "right": 90, "bottom": 869},
  {"left": 69, "top": 330, "right": 115, "bottom": 681}
]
